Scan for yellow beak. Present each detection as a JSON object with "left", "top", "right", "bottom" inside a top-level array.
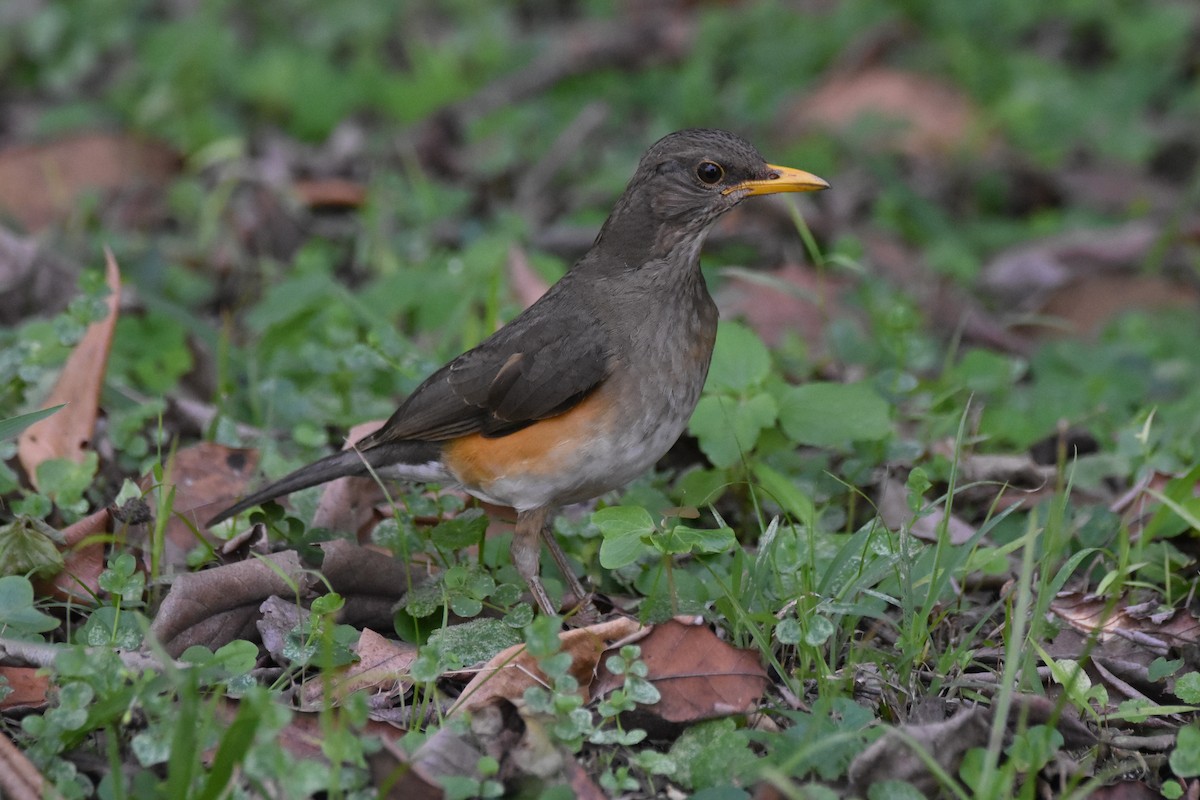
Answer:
[{"left": 723, "top": 164, "right": 830, "bottom": 196}]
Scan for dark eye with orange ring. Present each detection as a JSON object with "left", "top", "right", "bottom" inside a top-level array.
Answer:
[{"left": 696, "top": 161, "right": 724, "bottom": 185}]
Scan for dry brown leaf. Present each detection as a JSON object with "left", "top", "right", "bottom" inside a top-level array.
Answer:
[
  {"left": 0, "top": 730, "right": 52, "bottom": 800},
  {"left": 292, "top": 178, "right": 367, "bottom": 210},
  {"left": 784, "top": 67, "right": 981, "bottom": 157},
  {"left": 1050, "top": 592, "right": 1200, "bottom": 651},
  {"left": 0, "top": 132, "right": 177, "bottom": 233},
  {"left": 317, "top": 539, "right": 420, "bottom": 631},
  {"left": 216, "top": 696, "right": 401, "bottom": 766},
  {"left": 33, "top": 506, "right": 110, "bottom": 604},
  {"left": 593, "top": 617, "right": 768, "bottom": 728},
  {"left": 1038, "top": 274, "right": 1199, "bottom": 338},
  {"left": 876, "top": 476, "right": 977, "bottom": 544},
  {"left": 369, "top": 735, "right": 440, "bottom": 800},
  {"left": 18, "top": 250, "right": 120, "bottom": 486},
  {"left": 1088, "top": 780, "right": 1173, "bottom": 800},
  {"left": 257, "top": 595, "right": 307, "bottom": 665},
  {"left": 381, "top": 699, "right": 585, "bottom": 796},
  {"left": 311, "top": 420, "right": 388, "bottom": 537},
  {"left": 299, "top": 628, "right": 417, "bottom": 712},
  {"left": 451, "top": 617, "right": 642, "bottom": 715},
  {"left": 717, "top": 263, "right": 848, "bottom": 348},
  {"left": 0, "top": 667, "right": 50, "bottom": 711},
  {"left": 149, "top": 550, "right": 314, "bottom": 657},
  {"left": 136, "top": 442, "right": 260, "bottom": 571}
]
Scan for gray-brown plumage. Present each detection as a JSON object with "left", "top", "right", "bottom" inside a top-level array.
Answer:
[{"left": 208, "top": 128, "right": 828, "bottom": 615}]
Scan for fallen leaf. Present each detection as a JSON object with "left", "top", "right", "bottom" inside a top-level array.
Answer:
[
  {"left": 32, "top": 506, "right": 110, "bottom": 604},
  {"left": 317, "top": 539, "right": 420, "bottom": 632},
  {"left": 876, "top": 476, "right": 977, "bottom": 544},
  {"left": 311, "top": 420, "right": 388, "bottom": 538},
  {"left": 0, "top": 132, "right": 177, "bottom": 233},
  {"left": 717, "top": 263, "right": 848, "bottom": 348},
  {"left": 299, "top": 628, "right": 417, "bottom": 713},
  {"left": 292, "top": 178, "right": 367, "bottom": 210},
  {"left": 257, "top": 595, "right": 308, "bottom": 666},
  {"left": 451, "top": 617, "right": 642, "bottom": 715},
  {"left": 18, "top": 250, "right": 120, "bottom": 486},
  {"left": 0, "top": 667, "right": 49, "bottom": 711},
  {"left": 1038, "top": 273, "right": 1200, "bottom": 338},
  {"left": 149, "top": 550, "right": 314, "bottom": 657},
  {"left": 136, "top": 442, "right": 260, "bottom": 571},
  {"left": 1050, "top": 592, "right": 1200, "bottom": 650},
  {"left": 593, "top": 617, "right": 768, "bottom": 731},
  {"left": 784, "top": 67, "right": 981, "bottom": 157}
]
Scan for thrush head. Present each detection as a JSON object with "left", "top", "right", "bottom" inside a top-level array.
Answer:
[{"left": 592, "top": 128, "right": 829, "bottom": 265}]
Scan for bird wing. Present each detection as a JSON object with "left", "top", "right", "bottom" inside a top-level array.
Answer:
[{"left": 358, "top": 301, "right": 612, "bottom": 446}]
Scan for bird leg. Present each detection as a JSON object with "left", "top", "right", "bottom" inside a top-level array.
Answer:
[{"left": 513, "top": 506, "right": 592, "bottom": 617}]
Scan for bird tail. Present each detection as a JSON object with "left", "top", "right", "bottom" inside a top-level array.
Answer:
[{"left": 205, "top": 441, "right": 438, "bottom": 526}]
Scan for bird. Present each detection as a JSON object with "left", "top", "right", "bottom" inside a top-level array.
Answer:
[{"left": 208, "top": 128, "right": 828, "bottom": 615}]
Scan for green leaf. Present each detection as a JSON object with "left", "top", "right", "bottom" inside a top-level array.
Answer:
[
  {"left": 595, "top": 506, "right": 655, "bottom": 569},
  {"left": 704, "top": 322, "right": 771, "bottom": 392},
  {"left": 778, "top": 382, "right": 891, "bottom": 447},
  {"left": 0, "top": 405, "right": 65, "bottom": 440},
  {"left": 0, "top": 575, "right": 60, "bottom": 637},
  {"left": 1170, "top": 724, "right": 1200, "bottom": 777},
  {"left": 430, "top": 509, "right": 488, "bottom": 550},
  {"left": 660, "top": 525, "right": 735, "bottom": 556},
  {"left": 0, "top": 517, "right": 65, "bottom": 579},
  {"left": 689, "top": 392, "right": 777, "bottom": 469},
  {"left": 1175, "top": 672, "right": 1200, "bottom": 704},
  {"left": 751, "top": 463, "right": 815, "bottom": 522}
]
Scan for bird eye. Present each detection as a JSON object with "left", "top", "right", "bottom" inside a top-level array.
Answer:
[{"left": 696, "top": 161, "right": 724, "bottom": 185}]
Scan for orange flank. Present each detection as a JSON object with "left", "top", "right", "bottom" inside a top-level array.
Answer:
[{"left": 442, "top": 388, "right": 615, "bottom": 492}]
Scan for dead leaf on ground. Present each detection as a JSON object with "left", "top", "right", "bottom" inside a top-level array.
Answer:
[
  {"left": 593, "top": 617, "right": 768, "bottom": 732},
  {"left": 317, "top": 539, "right": 420, "bottom": 631},
  {"left": 150, "top": 550, "right": 314, "bottom": 657},
  {"left": 717, "top": 263, "right": 849, "bottom": 349},
  {"left": 0, "top": 132, "right": 178, "bottom": 233},
  {"left": 369, "top": 735, "right": 440, "bottom": 800},
  {"left": 980, "top": 220, "right": 1200, "bottom": 337},
  {"left": 1086, "top": 781, "right": 1168, "bottom": 800},
  {"left": 450, "top": 617, "right": 642, "bottom": 715},
  {"left": 0, "top": 667, "right": 50, "bottom": 711},
  {"left": 299, "top": 628, "right": 417, "bottom": 714},
  {"left": 311, "top": 420, "right": 387, "bottom": 538},
  {"left": 860, "top": 228, "right": 1034, "bottom": 356},
  {"left": 32, "top": 506, "right": 110, "bottom": 604},
  {"left": 134, "top": 442, "right": 260, "bottom": 571},
  {"left": 375, "top": 699, "right": 586, "bottom": 798},
  {"left": 1037, "top": 273, "right": 1200, "bottom": 338},
  {"left": 18, "top": 250, "right": 120, "bottom": 486},
  {"left": 216, "top": 696, "right": 401, "bottom": 767},
  {"left": 292, "top": 178, "right": 367, "bottom": 210},
  {"left": 783, "top": 67, "right": 983, "bottom": 158},
  {"left": 876, "top": 476, "right": 977, "bottom": 544},
  {"left": 257, "top": 595, "right": 308, "bottom": 666},
  {"left": 1051, "top": 592, "right": 1200, "bottom": 652}
]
